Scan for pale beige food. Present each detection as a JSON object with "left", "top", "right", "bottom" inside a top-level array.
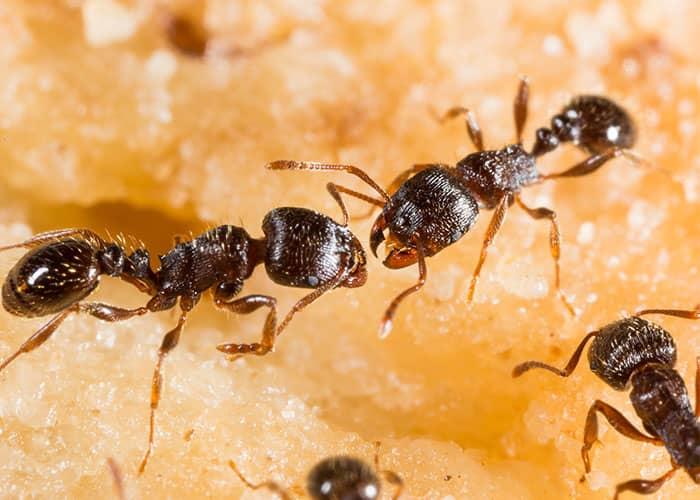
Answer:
[{"left": 1, "top": 0, "right": 700, "bottom": 498}]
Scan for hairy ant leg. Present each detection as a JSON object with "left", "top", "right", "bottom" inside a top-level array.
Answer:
[
  {"left": 582, "top": 400, "right": 663, "bottom": 473},
  {"left": 276, "top": 260, "right": 351, "bottom": 336},
  {"left": 543, "top": 148, "right": 622, "bottom": 179},
  {"left": 515, "top": 196, "right": 575, "bottom": 315},
  {"left": 138, "top": 295, "right": 189, "bottom": 475},
  {"left": 215, "top": 293, "right": 278, "bottom": 357},
  {"left": 613, "top": 466, "right": 679, "bottom": 500},
  {"left": 466, "top": 193, "right": 512, "bottom": 304},
  {"left": 0, "top": 302, "right": 150, "bottom": 373},
  {"left": 380, "top": 242, "right": 426, "bottom": 339}
]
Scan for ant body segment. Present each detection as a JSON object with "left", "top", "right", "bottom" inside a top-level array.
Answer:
[
  {"left": 513, "top": 313, "right": 700, "bottom": 499},
  {"left": 0, "top": 206, "right": 366, "bottom": 475},
  {"left": 268, "top": 78, "right": 638, "bottom": 336},
  {"left": 228, "top": 442, "right": 403, "bottom": 499}
]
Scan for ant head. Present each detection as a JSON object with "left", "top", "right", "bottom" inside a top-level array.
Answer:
[
  {"left": 307, "top": 456, "right": 380, "bottom": 500},
  {"left": 370, "top": 166, "right": 478, "bottom": 268},
  {"left": 589, "top": 317, "right": 676, "bottom": 390}
]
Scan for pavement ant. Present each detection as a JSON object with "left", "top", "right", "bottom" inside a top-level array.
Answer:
[
  {"left": 228, "top": 442, "right": 403, "bottom": 499},
  {"left": 267, "top": 78, "right": 638, "bottom": 336},
  {"left": 513, "top": 310, "right": 700, "bottom": 499},
  {"left": 0, "top": 206, "right": 366, "bottom": 475}
]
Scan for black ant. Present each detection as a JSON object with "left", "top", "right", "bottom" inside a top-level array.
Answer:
[
  {"left": 266, "top": 78, "right": 638, "bottom": 336},
  {"left": 0, "top": 205, "right": 367, "bottom": 475},
  {"left": 228, "top": 442, "right": 403, "bottom": 499},
  {"left": 513, "top": 307, "right": 700, "bottom": 499}
]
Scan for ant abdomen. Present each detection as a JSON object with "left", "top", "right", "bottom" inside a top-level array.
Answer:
[
  {"left": 263, "top": 207, "right": 367, "bottom": 289},
  {"left": 551, "top": 95, "right": 637, "bottom": 154},
  {"left": 588, "top": 317, "right": 676, "bottom": 390},
  {"left": 2, "top": 240, "right": 100, "bottom": 317},
  {"left": 157, "top": 225, "right": 257, "bottom": 297},
  {"left": 307, "top": 456, "right": 381, "bottom": 500}
]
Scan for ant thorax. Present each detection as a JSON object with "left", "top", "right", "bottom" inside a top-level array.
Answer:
[{"left": 455, "top": 144, "right": 540, "bottom": 209}]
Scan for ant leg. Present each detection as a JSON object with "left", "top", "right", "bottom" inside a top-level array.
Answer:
[
  {"left": 326, "top": 182, "right": 385, "bottom": 226},
  {"left": 613, "top": 466, "right": 679, "bottom": 500},
  {"left": 515, "top": 196, "right": 575, "bottom": 316},
  {"left": 266, "top": 160, "right": 390, "bottom": 202},
  {"left": 582, "top": 400, "right": 662, "bottom": 474},
  {"left": 512, "top": 330, "right": 598, "bottom": 378},
  {"left": 107, "top": 458, "right": 126, "bottom": 500},
  {"left": 228, "top": 460, "right": 292, "bottom": 500},
  {"left": 276, "top": 262, "right": 350, "bottom": 336},
  {"left": 138, "top": 310, "right": 188, "bottom": 475},
  {"left": 543, "top": 148, "right": 621, "bottom": 179},
  {"left": 0, "top": 228, "right": 104, "bottom": 251},
  {"left": 467, "top": 193, "right": 512, "bottom": 304},
  {"left": 513, "top": 76, "right": 530, "bottom": 144},
  {"left": 215, "top": 294, "right": 278, "bottom": 357},
  {"left": 380, "top": 242, "right": 427, "bottom": 338},
  {"left": 435, "top": 107, "right": 484, "bottom": 151},
  {"left": 0, "top": 302, "right": 149, "bottom": 373},
  {"left": 635, "top": 307, "right": 700, "bottom": 319},
  {"left": 373, "top": 442, "right": 404, "bottom": 500}
]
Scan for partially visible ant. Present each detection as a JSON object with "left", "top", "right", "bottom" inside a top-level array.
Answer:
[
  {"left": 513, "top": 309, "right": 700, "bottom": 499},
  {"left": 0, "top": 205, "right": 367, "bottom": 475},
  {"left": 228, "top": 442, "right": 404, "bottom": 499},
  {"left": 267, "top": 78, "right": 639, "bottom": 337}
]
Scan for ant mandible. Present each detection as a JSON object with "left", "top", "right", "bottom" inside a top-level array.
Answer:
[
  {"left": 267, "top": 78, "right": 638, "bottom": 336},
  {"left": 228, "top": 442, "right": 403, "bottom": 499},
  {"left": 0, "top": 205, "right": 367, "bottom": 475},
  {"left": 513, "top": 306, "right": 700, "bottom": 499}
]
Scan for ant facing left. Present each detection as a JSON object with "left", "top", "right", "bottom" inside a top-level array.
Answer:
[{"left": 268, "top": 77, "right": 639, "bottom": 336}]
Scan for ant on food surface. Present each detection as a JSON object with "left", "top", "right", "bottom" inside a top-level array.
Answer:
[
  {"left": 267, "top": 78, "right": 638, "bottom": 337},
  {"left": 228, "top": 442, "right": 403, "bottom": 500},
  {"left": 513, "top": 306, "right": 700, "bottom": 499},
  {"left": 0, "top": 204, "right": 367, "bottom": 474}
]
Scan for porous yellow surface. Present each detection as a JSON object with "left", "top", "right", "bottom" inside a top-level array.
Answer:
[{"left": 1, "top": 0, "right": 700, "bottom": 498}]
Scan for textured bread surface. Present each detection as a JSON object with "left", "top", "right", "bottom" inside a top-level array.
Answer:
[{"left": 1, "top": 1, "right": 700, "bottom": 498}]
